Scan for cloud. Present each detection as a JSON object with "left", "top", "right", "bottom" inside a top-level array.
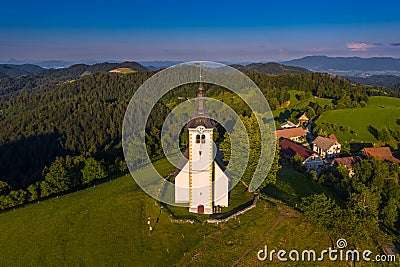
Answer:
[
  {"left": 391, "top": 43, "right": 400, "bottom": 46},
  {"left": 346, "top": 42, "right": 376, "bottom": 51}
]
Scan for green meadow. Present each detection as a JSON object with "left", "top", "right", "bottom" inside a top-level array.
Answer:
[
  {"left": 1, "top": 160, "right": 376, "bottom": 266},
  {"left": 317, "top": 96, "right": 400, "bottom": 144}
]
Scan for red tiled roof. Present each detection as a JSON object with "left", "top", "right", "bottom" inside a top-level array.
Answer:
[
  {"left": 276, "top": 127, "right": 306, "bottom": 139},
  {"left": 328, "top": 134, "right": 338, "bottom": 141},
  {"left": 333, "top": 156, "right": 362, "bottom": 169},
  {"left": 362, "top": 147, "right": 400, "bottom": 163},
  {"left": 279, "top": 138, "right": 314, "bottom": 161}
]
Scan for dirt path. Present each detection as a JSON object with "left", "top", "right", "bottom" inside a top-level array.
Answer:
[{"left": 232, "top": 204, "right": 297, "bottom": 267}]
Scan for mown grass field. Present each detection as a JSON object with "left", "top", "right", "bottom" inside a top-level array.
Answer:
[
  {"left": 0, "top": 161, "right": 376, "bottom": 266},
  {"left": 272, "top": 90, "right": 333, "bottom": 118},
  {"left": 317, "top": 96, "right": 400, "bottom": 144}
]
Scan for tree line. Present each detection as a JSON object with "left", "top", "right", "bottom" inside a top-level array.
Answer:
[{"left": 0, "top": 69, "right": 389, "bottom": 206}]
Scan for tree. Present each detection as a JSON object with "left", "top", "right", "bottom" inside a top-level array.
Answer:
[
  {"left": 293, "top": 154, "right": 304, "bottom": 171},
  {"left": 27, "top": 182, "right": 40, "bottom": 201},
  {"left": 41, "top": 157, "right": 71, "bottom": 197},
  {"left": 300, "top": 194, "right": 342, "bottom": 243},
  {"left": 0, "top": 180, "right": 10, "bottom": 195},
  {"left": 81, "top": 157, "right": 107, "bottom": 184},
  {"left": 381, "top": 198, "right": 398, "bottom": 228},
  {"left": 261, "top": 142, "right": 281, "bottom": 188}
]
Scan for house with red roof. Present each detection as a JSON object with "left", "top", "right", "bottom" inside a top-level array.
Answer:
[
  {"left": 361, "top": 147, "right": 400, "bottom": 163},
  {"left": 332, "top": 156, "right": 362, "bottom": 177},
  {"left": 279, "top": 139, "right": 324, "bottom": 170},
  {"left": 276, "top": 127, "right": 307, "bottom": 142}
]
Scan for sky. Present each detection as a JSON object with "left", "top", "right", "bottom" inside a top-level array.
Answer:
[{"left": 1, "top": 0, "right": 400, "bottom": 62}]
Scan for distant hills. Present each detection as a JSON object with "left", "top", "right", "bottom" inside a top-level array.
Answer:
[
  {"left": 0, "top": 61, "right": 146, "bottom": 79},
  {"left": 346, "top": 75, "right": 400, "bottom": 88},
  {"left": 231, "top": 62, "right": 311, "bottom": 74},
  {"left": 0, "top": 64, "right": 44, "bottom": 77},
  {"left": 282, "top": 56, "right": 400, "bottom": 74}
]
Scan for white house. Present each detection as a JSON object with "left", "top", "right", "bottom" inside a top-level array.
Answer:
[
  {"left": 280, "top": 120, "right": 297, "bottom": 129},
  {"left": 312, "top": 136, "right": 341, "bottom": 158},
  {"left": 174, "top": 83, "right": 229, "bottom": 214},
  {"left": 279, "top": 138, "right": 324, "bottom": 171}
]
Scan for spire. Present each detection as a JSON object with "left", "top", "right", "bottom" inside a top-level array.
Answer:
[
  {"left": 187, "top": 65, "right": 214, "bottom": 128},
  {"left": 194, "top": 82, "right": 207, "bottom": 116}
]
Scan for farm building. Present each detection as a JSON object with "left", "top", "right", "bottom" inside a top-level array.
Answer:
[
  {"left": 312, "top": 136, "right": 341, "bottom": 158},
  {"left": 280, "top": 120, "right": 297, "bottom": 129},
  {"left": 332, "top": 156, "right": 362, "bottom": 176},
  {"left": 276, "top": 127, "right": 307, "bottom": 142},
  {"left": 361, "top": 147, "right": 400, "bottom": 163},
  {"left": 298, "top": 112, "right": 309, "bottom": 125},
  {"left": 279, "top": 138, "right": 324, "bottom": 170}
]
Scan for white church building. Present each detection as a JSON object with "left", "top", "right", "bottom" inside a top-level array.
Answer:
[{"left": 174, "top": 83, "right": 230, "bottom": 214}]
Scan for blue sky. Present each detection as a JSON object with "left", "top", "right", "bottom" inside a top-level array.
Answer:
[{"left": 1, "top": 0, "right": 400, "bottom": 62}]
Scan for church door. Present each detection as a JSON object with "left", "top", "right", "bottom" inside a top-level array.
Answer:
[{"left": 197, "top": 205, "right": 204, "bottom": 214}]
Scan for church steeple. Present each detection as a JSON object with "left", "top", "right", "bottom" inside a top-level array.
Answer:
[
  {"left": 194, "top": 82, "right": 207, "bottom": 116},
  {"left": 187, "top": 82, "right": 215, "bottom": 128}
]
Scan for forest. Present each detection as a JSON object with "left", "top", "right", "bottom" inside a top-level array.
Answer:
[{"left": 0, "top": 63, "right": 394, "bottom": 210}]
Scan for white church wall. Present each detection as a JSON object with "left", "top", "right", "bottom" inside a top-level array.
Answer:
[
  {"left": 213, "top": 163, "right": 229, "bottom": 207},
  {"left": 174, "top": 162, "right": 190, "bottom": 203}
]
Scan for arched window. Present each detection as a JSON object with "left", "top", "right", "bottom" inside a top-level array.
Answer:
[
  {"left": 195, "top": 134, "right": 200, "bottom": 143},
  {"left": 201, "top": 134, "right": 206, "bottom": 143}
]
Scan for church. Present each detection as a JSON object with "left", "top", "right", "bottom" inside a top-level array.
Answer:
[{"left": 174, "top": 82, "right": 230, "bottom": 214}]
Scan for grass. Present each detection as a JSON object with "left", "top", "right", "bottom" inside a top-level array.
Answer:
[
  {"left": 272, "top": 90, "right": 333, "bottom": 119},
  {"left": 317, "top": 96, "right": 400, "bottom": 144},
  {"left": 108, "top": 68, "right": 136, "bottom": 74},
  {"left": 263, "top": 166, "right": 343, "bottom": 207},
  {"left": 0, "top": 163, "right": 381, "bottom": 266}
]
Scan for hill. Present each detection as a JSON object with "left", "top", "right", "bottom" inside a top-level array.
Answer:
[
  {"left": 0, "top": 163, "right": 354, "bottom": 266},
  {"left": 0, "top": 64, "right": 44, "bottom": 77},
  {"left": 283, "top": 56, "right": 400, "bottom": 72},
  {"left": 345, "top": 75, "right": 400, "bottom": 88},
  {"left": 231, "top": 62, "right": 311, "bottom": 74},
  {"left": 316, "top": 96, "right": 400, "bottom": 144}
]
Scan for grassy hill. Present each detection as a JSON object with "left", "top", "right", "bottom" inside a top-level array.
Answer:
[
  {"left": 316, "top": 96, "right": 400, "bottom": 144},
  {"left": 0, "top": 160, "right": 368, "bottom": 266},
  {"left": 231, "top": 62, "right": 311, "bottom": 75},
  {"left": 272, "top": 90, "right": 333, "bottom": 119}
]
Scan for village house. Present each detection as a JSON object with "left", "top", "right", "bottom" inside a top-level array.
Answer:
[
  {"left": 275, "top": 127, "right": 307, "bottom": 143},
  {"left": 279, "top": 138, "right": 324, "bottom": 170},
  {"left": 361, "top": 147, "right": 400, "bottom": 163},
  {"left": 280, "top": 120, "right": 297, "bottom": 129},
  {"left": 312, "top": 135, "right": 341, "bottom": 158},
  {"left": 332, "top": 156, "right": 362, "bottom": 177},
  {"left": 298, "top": 112, "right": 309, "bottom": 126}
]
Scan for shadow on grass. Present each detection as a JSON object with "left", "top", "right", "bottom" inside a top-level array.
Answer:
[
  {"left": 367, "top": 125, "right": 379, "bottom": 139},
  {"left": 349, "top": 142, "right": 373, "bottom": 153}
]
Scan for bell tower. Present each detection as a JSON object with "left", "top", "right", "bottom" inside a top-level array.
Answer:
[
  {"left": 174, "top": 73, "right": 229, "bottom": 214},
  {"left": 186, "top": 82, "right": 215, "bottom": 214}
]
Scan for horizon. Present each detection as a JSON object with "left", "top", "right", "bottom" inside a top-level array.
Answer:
[
  {"left": 3, "top": 55, "right": 400, "bottom": 68},
  {"left": 1, "top": 0, "right": 400, "bottom": 62}
]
